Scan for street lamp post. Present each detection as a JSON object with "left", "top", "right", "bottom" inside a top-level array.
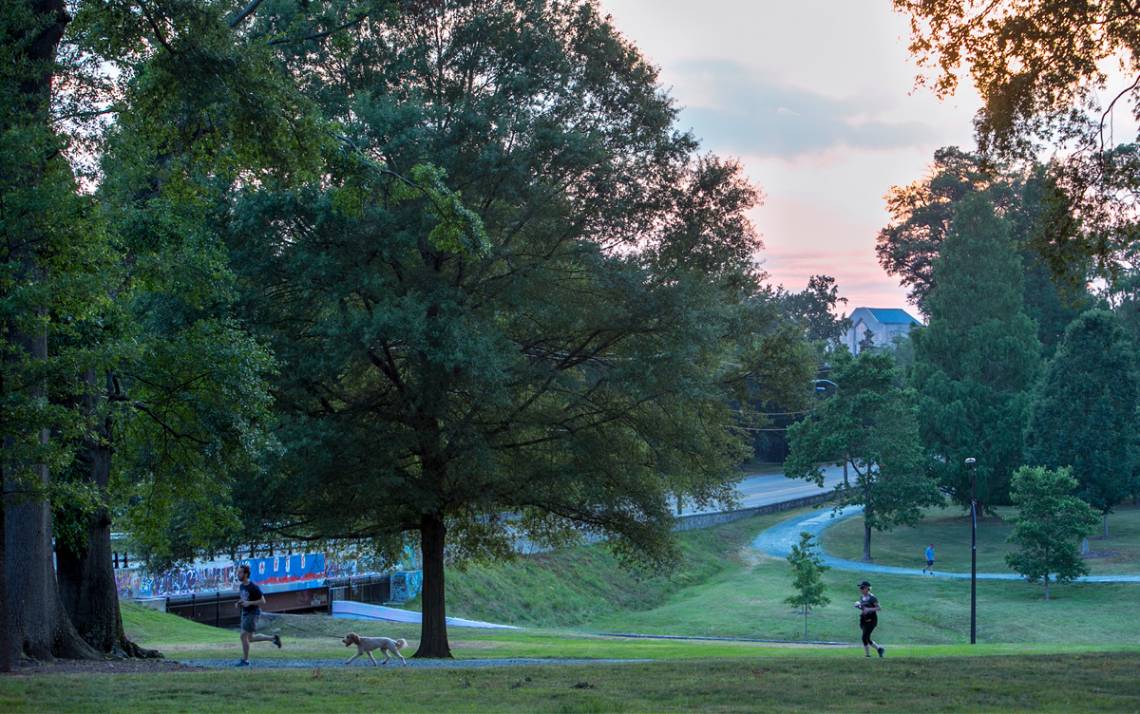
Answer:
[
  {"left": 812, "top": 379, "right": 838, "bottom": 393},
  {"left": 965, "top": 457, "right": 977, "bottom": 645},
  {"left": 811, "top": 379, "right": 846, "bottom": 483}
]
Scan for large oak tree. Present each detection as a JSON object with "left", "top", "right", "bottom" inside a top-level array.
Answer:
[{"left": 229, "top": 0, "right": 810, "bottom": 658}]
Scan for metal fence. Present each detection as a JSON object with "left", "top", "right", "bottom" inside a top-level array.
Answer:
[
  {"left": 164, "top": 591, "right": 244, "bottom": 628},
  {"left": 328, "top": 574, "right": 391, "bottom": 605}
]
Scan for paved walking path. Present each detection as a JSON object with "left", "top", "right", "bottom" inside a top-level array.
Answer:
[
  {"left": 753, "top": 505, "right": 1140, "bottom": 583},
  {"left": 332, "top": 601, "right": 519, "bottom": 629},
  {"left": 181, "top": 657, "right": 652, "bottom": 669}
]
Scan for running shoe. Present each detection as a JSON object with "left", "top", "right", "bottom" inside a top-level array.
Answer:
[
  {"left": 234, "top": 660, "right": 251, "bottom": 667},
  {"left": 273, "top": 634, "right": 282, "bottom": 649},
  {"left": 877, "top": 646, "right": 885, "bottom": 658}
]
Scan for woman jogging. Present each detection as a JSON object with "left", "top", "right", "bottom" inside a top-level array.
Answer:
[{"left": 854, "top": 580, "right": 885, "bottom": 657}]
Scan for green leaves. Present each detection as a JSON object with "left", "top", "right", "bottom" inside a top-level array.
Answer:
[
  {"left": 1005, "top": 466, "right": 1099, "bottom": 598},
  {"left": 224, "top": 1, "right": 804, "bottom": 584},
  {"left": 1025, "top": 310, "right": 1138, "bottom": 523},
  {"left": 912, "top": 193, "right": 1041, "bottom": 507},
  {"left": 785, "top": 530, "right": 830, "bottom": 608},
  {"left": 784, "top": 530, "right": 829, "bottom": 638},
  {"left": 787, "top": 350, "right": 940, "bottom": 540},
  {"left": 389, "top": 163, "right": 489, "bottom": 256}
]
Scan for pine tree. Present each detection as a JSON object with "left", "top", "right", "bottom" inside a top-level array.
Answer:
[
  {"left": 1026, "top": 310, "right": 1138, "bottom": 537},
  {"left": 912, "top": 193, "right": 1041, "bottom": 509}
]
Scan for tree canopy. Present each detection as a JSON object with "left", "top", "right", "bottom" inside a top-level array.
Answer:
[
  {"left": 894, "top": 0, "right": 1140, "bottom": 282},
  {"left": 1005, "top": 465, "right": 1099, "bottom": 600},
  {"left": 877, "top": 147, "right": 1091, "bottom": 355},
  {"left": 227, "top": 0, "right": 811, "bottom": 657},
  {"left": 1025, "top": 309, "right": 1138, "bottom": 536},
  {"left": 911, "top": 193, "right": 1041, "bottom": 509},
  {"left": 786, "top": 349, "right": 940, "bottom": 561}
]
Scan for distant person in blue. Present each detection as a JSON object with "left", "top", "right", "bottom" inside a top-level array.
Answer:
[
  {"left": 234, "top": 563, "right": 281, "bottom": 666},
  {"left": 855, "top": 580, "right": 885, "bottom": 657},
  {"left": 922, "top": 544, "right": 935, "bottom": 575}
]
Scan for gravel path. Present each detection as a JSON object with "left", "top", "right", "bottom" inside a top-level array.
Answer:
[
  {"left": 754, "top": 505, "right": 1140, "bottom": 583},
  {"left": 179, "top": 658, "right": 652, "bottom": 669}
]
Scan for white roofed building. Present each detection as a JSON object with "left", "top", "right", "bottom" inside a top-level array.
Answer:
[{"left": 845, "top": 307, "right": 922, "bottom": 355}]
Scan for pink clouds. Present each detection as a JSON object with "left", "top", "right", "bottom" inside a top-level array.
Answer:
[{"left": 601, "top": 0, "right": 980, "bottom": 311}]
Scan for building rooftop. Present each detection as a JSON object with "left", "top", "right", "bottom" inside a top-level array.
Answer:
[{"left": 858, "top": 307, "right": 921, "bottom": 325}]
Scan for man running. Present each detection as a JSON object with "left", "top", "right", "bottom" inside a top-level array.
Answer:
[
  {"left": 923, "top": 543, "right": 935, "bottom": 575},
  {"left": 854, "top": 580, "right": 884, "bottom": 657},
  {"left": 234, "top": 563, "right": 281, "bottom": 666}
]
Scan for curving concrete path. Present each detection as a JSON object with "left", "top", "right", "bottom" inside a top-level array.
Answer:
[
  {"left": 753, "top": 505, "right": 1140, "bottom": 583},
  {"left": 332, "top": 600, "right": 520, "bottom": 629}
]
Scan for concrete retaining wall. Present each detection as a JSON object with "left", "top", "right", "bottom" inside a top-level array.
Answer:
[{"left": 673, "top": 492, "right": 834, "bottom": 532}]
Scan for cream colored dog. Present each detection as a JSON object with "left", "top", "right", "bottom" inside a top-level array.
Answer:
[{"left": 342, "top": 632, "right": 408, "bottom": 666}]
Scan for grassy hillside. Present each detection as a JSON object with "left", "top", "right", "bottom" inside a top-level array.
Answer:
[
  {"left": 120, "top": 503, "right": 1140, "bottom": 655},
  {"left": 422, "top": 512, "right": 784, "bottom": 628},
  {"left": 823, "top": 504, "right": 1140, "bottom": 575},
  {"left": 48, "top": 510, "right": 1140, "bottom": 713},
  {"left": 425, "top": 506, "right": 1140, "bottom": 646}
]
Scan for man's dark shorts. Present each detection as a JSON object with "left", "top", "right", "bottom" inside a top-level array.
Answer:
[{"left": 240, "top": 609, "right": 259, "bottom": 633}]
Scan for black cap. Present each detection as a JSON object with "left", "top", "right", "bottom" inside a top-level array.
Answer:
[{"left": 858, "top": 580, "right": 871, "bottom": 588}]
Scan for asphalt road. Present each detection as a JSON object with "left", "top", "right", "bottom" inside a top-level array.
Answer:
[{"left": 679, "top": 464, "right": 847, "bottom": 516}]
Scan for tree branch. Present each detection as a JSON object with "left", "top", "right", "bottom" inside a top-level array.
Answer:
[
  {"left": 131, "top": 402, "right": 209, "bottom": 446},
  {"left": 1099, "top": 73, "right": 1140, "bottom": 154},
  {"left": 136, "top": 1, "right": 177, "bottom": 55},
  {"left": 268, "top": 13, "right": 368, "bottom": 47},
  {"left": 227, "top": 0, "right": 265, "bottom": 28}
]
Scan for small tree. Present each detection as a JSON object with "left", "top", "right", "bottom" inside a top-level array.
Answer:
[
  {"left": 1006, "top": 466, "right": 1099, "bottom": 600},
  {"left": 786, "top": 350, "right": 942, "bottom": 560},
  {"left": 784, "top": 531, "right": 830, "bottom": 639}
]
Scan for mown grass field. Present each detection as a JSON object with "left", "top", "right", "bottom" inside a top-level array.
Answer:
[
  {"left": 822, "top": 504, "right": 1140, "bottom": 575},
  {"left": 4, "top": 653, "right": 1140, "bottom": 713},
  {"left": 4, "top": 504, "right": 1140, "bottom": 712},
  {"left": 435, "top": 506, "right": 1140, "bottom": 645}
]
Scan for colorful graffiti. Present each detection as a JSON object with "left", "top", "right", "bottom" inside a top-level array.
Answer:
[
  {"left": 389, "top": 570, "right": 423, "bottom": 602},
  {"left": 115, "top": 554, "right": 363, "bottom": 599},
  {"left": 246, "top": 553, "right": 327, "bottom": 585}
]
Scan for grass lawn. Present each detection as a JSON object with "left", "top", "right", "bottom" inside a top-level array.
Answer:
[
  {"left": 428, "top": 504, "right": 1140, "bottom": 646},
  {"left": 822, "top": 504, "right": 1140, "bottom": 575},
  {"left": 5, "top": 506, "right": 1140, "bottom": 712},
  {"left": 4, "top": 653, "right": 1140, "bottom": 713}
]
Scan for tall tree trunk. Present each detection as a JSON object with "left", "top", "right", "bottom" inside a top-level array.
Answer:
[
  {"left": 414, "top": 512, "right": 452, "bottom": 658},
  {"left": 1102, "top": 511, "right": 1109, "bottom": 539},
  {"left": 1043, "top": 575, "right": 1050, "bottom": 601},
  {"left": 56, "top": 373, "right": 160, "bottom": 658},
  {"left": 2, "top": 0, "right": 99, "bottom": 663},
  {"left": 862, "top": 481, "right": 873, "bottom": 562},
  {"left": 3, "top": 331, "right": 99, "bottom": 662},
  {"left": 0, "top": 467, "right": 9, "bottom": 673}
]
